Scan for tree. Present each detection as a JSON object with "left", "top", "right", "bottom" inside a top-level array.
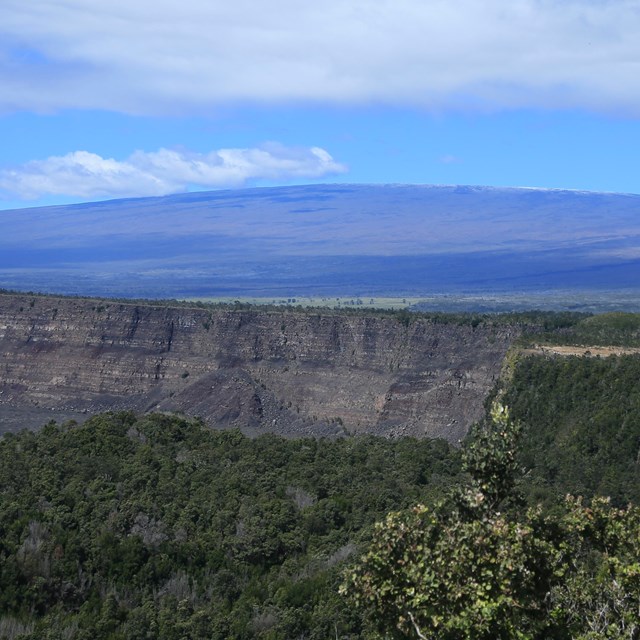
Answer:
[
  {"left": 342, "top": 404, "right": 640, "bottom": 639},
  {"left": 551, "top": 496, "right": 640, "bottom": 640}
]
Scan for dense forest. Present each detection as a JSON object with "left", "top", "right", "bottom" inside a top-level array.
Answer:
[
  {"left": 523, "top": 311, "right": 640, "bottom": 347},
  {"left": 1, "top": 310, "right": 640, "bottom": 638},
  {"left": 344, "top": 403, "right": 640, "bottom": 639},
  {"left": 0, "top": 413, "right": 461, "bottom": 639},
  {"left": 506, "top": 353, "right": 640, "bottom": 506}
]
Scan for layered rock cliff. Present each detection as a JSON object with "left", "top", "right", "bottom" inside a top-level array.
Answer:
[{"left": 0, "top": 293, "right": 521, "bottom": 441}]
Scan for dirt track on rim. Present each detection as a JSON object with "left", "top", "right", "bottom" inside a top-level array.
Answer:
[{"left": 524, "top": 345, "right": 640, "bottom": 358}]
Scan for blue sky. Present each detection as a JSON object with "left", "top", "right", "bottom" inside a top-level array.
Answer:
[{"left": 1, "top": 1, "right": 639, "bottom": 210}]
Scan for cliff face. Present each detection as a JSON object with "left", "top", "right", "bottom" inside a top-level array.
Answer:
[{"left": 0, "top": 294, "right": 520, "bottom": 441}]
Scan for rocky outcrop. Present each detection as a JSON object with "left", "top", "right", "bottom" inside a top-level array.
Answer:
[{"left": 0, "top": 293, "right": 521, "bottom": 441}]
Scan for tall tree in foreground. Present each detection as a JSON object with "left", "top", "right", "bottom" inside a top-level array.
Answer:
[{"left": 342, "top": 404, "right": 640, "bottom": 639}]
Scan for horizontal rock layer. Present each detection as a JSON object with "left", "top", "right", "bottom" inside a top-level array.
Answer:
[{"left": 0, "top": 294, "right": 520, "bottom": 441}]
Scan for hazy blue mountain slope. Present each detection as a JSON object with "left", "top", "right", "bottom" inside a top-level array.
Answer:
[{"left": 1, "top": 184, "right": 639, "bottom": 298}]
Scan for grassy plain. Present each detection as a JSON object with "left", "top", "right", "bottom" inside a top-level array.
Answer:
[
  {"left": 183, "top": 289, "right": 640, "bottom": 313},
  {"left": 182, "top": 295, "right": 422, "bottom": 309}
]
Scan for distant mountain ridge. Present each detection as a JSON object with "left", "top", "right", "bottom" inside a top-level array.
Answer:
[{"left": 1, "top": 183, "right": 639, "bottom": 298}]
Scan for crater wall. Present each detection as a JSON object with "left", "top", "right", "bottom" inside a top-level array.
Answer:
[{"left": 0, "top": 293, "right": 520, "bottom": 440}]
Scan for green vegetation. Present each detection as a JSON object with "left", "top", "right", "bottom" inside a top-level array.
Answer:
[
  {"left": 182, "top": 295, "right": 422, "bottom": 310},
  {"left": 342, "top": 337, "right": 640, "bottom": 639},
  {"left": 522, "top": 312, "right": 640, "bottom": 348},
  {"left": 2, "top": 377, "right": 639, "bottom": 638},
  {"left": 504, "top": 354, "right": 640, "bottom": 506},
  {"left": 0, "top": 413, "right": 460, "bottom": 639},
  {"left": 344, "top": 405, "right": 640, "bottom": 639},
  {"left": 2, "top": 303, "right": 640, "bottom": 638}
]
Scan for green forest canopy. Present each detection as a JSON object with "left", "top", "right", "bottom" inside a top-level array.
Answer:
[{"left": 1, "top": 309, "right": 640, "bottom": 638}]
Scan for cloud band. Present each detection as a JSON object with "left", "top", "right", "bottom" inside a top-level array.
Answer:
[
  {"left": 1, "top": 1, "right": 640, "bottom": 114},
  {"left": 0, "top": 144, "right": 347, "bottom": 200}
]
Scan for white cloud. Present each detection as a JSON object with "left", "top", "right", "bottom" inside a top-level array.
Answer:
[
  {"left": 1, "top": 1, "right": 640, "bottom": 114},
  {"left": 0, "top": 145, "right": 347, "bottom": 199}
]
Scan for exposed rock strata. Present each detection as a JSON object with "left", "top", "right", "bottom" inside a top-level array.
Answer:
[{"left": 0, "top": 294, "right": 521, "bottom": 441}]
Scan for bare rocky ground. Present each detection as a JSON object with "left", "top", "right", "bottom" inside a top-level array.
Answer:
[
  {"left": 0, "top": 292, "right": 523, "bottom": 442},
  {"left": 0, "top": 406, "right": 89, "bottom": 435},
  {"left": 524, "top": 345, "right": 640, "bottom": 357}
]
